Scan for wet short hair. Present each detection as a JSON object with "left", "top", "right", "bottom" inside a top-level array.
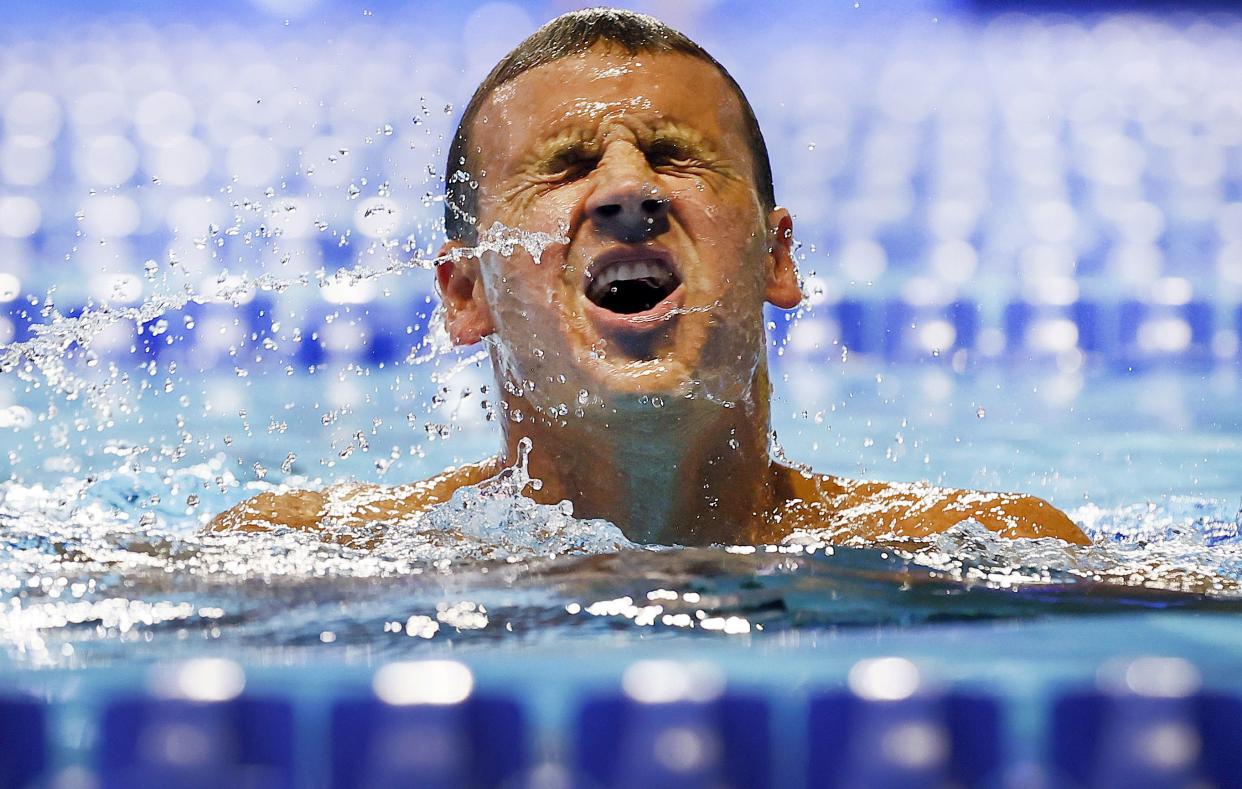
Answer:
[{"left": 444, "top": 7, "right": 776, "bottom": 243}]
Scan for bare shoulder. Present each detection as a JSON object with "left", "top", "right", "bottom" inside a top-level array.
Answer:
[
  {"left": 771, "top": 464, "right": 1089, "bottom": 545},
  {"left": 207, "top": 457, "right": 502, "bottom": 536}
]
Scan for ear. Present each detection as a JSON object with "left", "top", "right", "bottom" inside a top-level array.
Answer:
[
  {"left": 763, "top": 208, "right": 802, "bottom": 309},
  {"left": 435, "top": 240, "right": 495, "bottom": 346}
]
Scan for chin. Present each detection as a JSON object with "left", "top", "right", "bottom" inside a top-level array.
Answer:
[
  {"left": 489, "top": 304, "right": 765, "bottom": 415},
  {"left": 576, "top": 340, "right": 766, "bottom": 411},
  {"left": 581, "top": 355, "right": 699, "bottom": 400}
]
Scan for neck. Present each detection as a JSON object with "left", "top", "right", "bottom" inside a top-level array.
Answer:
[{"left": 496, "top": 366, "right": 779, "bottom": 545}]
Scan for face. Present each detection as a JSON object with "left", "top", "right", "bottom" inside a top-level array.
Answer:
[{"left": 438, "top": 47, "right": 800, "bottom": 419}]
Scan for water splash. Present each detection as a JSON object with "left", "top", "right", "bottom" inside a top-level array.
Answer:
[
  {"left": 406, "top": 438, "right": 634, "bottom": 560},
  {"left": 0, "top": 203, "right": 570, "bottom": 527},
  {"left": 783, "top": 497, "right": 1242, "bottom": 597},
  {"left": 0, "top": 440, "right": 632, "bottom": 665},
  {"left": 1, "top": 217, "right": 569, "bottom": 412},
  {"left": 2, "top": 477, "right": 1240, "bottom": 667}
]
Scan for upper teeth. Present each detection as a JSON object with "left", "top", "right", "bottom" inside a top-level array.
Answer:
[{"left": 588, "top": 259, "right": 675, "bottom": 301}]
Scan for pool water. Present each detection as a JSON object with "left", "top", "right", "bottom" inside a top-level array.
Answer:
[
  {"left": 3, "top": 5, "right": 1242, "bottom": 784},
  {"left": 3, "top": 363, "right": 1242, "bottom": 786},
  {"left": 2, "top": 362, "right": 1240, "bottom": 670}
]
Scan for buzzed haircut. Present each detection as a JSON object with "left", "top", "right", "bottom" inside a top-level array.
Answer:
[{"left": 443, "top": 7, "right": 776, "bottom": 243}]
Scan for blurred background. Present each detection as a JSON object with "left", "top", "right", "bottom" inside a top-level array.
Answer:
[
  {"left": 4, "top": 6, "right": 1242, "bottom": 782},
  {"left": 2, "top": 0, "right": 1240, "bottom": 375}
]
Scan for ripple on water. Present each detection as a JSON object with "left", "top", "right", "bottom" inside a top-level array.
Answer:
[{"left": 2, "top": 466, "right": 1242, "bottom": 668}]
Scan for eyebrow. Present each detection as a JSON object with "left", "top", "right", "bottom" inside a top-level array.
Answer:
[
  {"left": 524, "top": 128, "right": 598, "bottom": 174},
  {"left": 645, "top": 122, "right": 717, "bottom": 160},
  {"left": 521, "top": 119, "right": 719, "bottom": 173}
]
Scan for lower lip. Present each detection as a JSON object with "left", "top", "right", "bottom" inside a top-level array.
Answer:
[{"left": 582, "top": 284, "right": 687, "bottom": 337}]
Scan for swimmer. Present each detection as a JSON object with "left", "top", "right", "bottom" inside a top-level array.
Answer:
[{"left": 212, "top": 8, "right": 1088, "bottom": 547}]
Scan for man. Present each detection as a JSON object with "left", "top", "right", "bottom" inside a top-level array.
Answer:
[{"left": 212, "top": 9, "right": 1088, "bottom": 546}]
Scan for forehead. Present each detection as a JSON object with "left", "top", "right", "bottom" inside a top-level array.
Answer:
[{"left": 473, "top": 47, "right": 750, "bottom": 167}]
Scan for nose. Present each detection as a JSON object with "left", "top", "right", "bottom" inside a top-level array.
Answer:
[{"left": 586, "top": 179, "right": 671, "bottom": 243}]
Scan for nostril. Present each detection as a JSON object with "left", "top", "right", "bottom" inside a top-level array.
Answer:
[
  {"left": 641, "top": 198, "right": 667, "bottom": 215},
  {"left": 596, "top": 204, "right": 622, "bottom": 219}
]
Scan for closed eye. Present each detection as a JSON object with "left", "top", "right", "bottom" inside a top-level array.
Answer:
[
  {"left": 646, "top": 138, "right": 705, "bottom": 168},
  {"left": 540, "top": 147, "right": 597, "bottom": 179}
]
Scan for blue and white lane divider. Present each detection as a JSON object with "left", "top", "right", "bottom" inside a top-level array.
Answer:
[
  {"left": 1050, "top": 657, "right": 1242, "bottom": 789},
  {"left": 0, "top": 696, "right": 44, "bottom": 789},
  {"left": 807, "top": 657, "right": 1002, "bottom": 789},
  {"left": 2, "top": 295, "right": 1238, "bottom": 370},
  {"left": 6, "top": 657, "right": 1242, "bottom": 788},
  {"left": 773, "top": 299, "right": 1233, "bottom": 369},
  {"left": 577, "top": 661, "right": 770, "bottom": 789}
]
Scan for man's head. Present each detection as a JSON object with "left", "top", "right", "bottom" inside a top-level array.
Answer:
[
  {"left": 436, "top": 8, "right": 800, "bottom": 417},
  {"left": 443, "top": 9, "right": 777, "bottom": 244}
]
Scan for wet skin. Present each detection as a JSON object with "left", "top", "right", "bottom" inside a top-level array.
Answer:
[{"left": 212, "top": 46, "right": 1089, "bottom": 547}]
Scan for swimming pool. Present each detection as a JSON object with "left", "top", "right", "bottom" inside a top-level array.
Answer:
[
  {"left": 2, "top": 362, "right": 1242, "bottom": 785},
  {"left": 4, "top": 361, "right": 1242, "bottom": 663},
  {"left": 3, "top": 2, "right": 1242, "bottom": 786}
]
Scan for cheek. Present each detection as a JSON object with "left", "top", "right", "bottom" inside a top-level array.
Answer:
[
  {"left": 669, "top": 184, "right": 767, "bottom": 283},
  {"left": 480, "top": 183, "right": 583, "bottom": 233},
  {"left": 480, "top": 254, "right": 567, "bottom": 331},
  {"left": 667, "top": 174, "right": 761, "bottom": 230}
]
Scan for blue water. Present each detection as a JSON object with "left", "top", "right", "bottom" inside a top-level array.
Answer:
[
  {"left": 3, "top": 364, "right": 1242, "bottom": 784},
  {"left": 2, "top": 7, "right": 1242, "bottom": 784},
  {"left": 1, "top": 362, "right": 1240, "bottom": 671}
]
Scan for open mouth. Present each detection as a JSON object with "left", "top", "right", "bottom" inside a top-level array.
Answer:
[{"left": 585, "top": 258, "right": 682, "bottom": 315}]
